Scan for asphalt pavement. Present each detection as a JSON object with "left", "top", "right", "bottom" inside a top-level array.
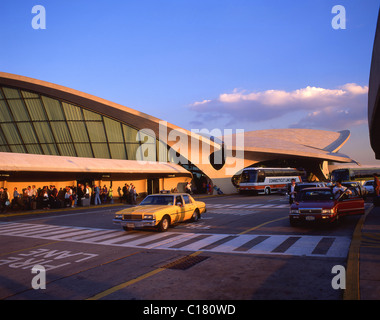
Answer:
[{"left": 1, "top": 193, "right": 380, "bottom": 300}]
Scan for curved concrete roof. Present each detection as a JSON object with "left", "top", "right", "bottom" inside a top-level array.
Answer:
[
  {"left": 0, "top": 72, "right": 354, "bottom": 165},
  {"left": 224, "top": 129, "right": 353, "bottom": 163}
]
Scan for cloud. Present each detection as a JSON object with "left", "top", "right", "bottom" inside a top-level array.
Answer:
[{"left": 188, "top": 83, "right": 368, "bottom": 130}]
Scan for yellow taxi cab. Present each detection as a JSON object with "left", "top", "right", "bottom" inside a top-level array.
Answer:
[{"left": 113, "top": 193, "right": 207, "bottom": 232}]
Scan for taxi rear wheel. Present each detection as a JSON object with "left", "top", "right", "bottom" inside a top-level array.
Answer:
[{"left": 157, "top": 215, "right": 170, "bottom": 232}]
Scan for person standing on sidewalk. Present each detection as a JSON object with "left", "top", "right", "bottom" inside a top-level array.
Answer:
[{"left": 94, "top": 185, "right": 101, "bottom": 205}]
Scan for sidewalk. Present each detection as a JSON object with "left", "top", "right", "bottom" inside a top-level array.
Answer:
[{"left": 359, "top": 203, "right": 380, "bottom": 299}]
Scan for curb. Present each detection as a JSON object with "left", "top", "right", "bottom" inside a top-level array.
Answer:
[
  {"left": 0, "top": 202, "right": 127, "bottom": 219},
  {"left": 343, "top": 203, "right": 374, "bottom": 300}
]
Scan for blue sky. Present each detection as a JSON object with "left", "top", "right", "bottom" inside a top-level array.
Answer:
[{"left": 1, "top": 0, "right": 379, "bottom": 164}]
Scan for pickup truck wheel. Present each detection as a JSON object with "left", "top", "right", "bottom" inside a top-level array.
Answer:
[
  {"left": 191, "top": 209, "right": 200, "bottom": 222},
  {"left": 157, "top": 216, "right": 170, "bottom": 232}
]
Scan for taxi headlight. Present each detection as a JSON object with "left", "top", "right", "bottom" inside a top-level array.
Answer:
[
  {"left": 115, "top": 214, "right": 122, "bottom": 219},
  {"left": 144, "top": 214, "right": 154, "bottom": 220},
  {"left": 290, "top": 209, "right": 299, "bottom": 214},
  {"left": 322, "top": 209, "right": 333, "bottom": 214}
]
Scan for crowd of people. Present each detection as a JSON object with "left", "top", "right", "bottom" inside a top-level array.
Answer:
[{"left": 0, "top": 183, "right": 138, "bottom": 213}]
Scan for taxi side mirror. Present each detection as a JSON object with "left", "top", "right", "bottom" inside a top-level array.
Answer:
[{"left": 177, "top": 202, "right": 183, "bottom": 207}]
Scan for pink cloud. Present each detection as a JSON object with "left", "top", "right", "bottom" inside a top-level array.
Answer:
[{"left": 188, "top": 83, "right": 368, "bottom": 130}]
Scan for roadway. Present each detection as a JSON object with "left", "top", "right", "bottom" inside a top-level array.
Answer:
[{"left": 0, "top": 193, "right": 368, "bottom": 301}]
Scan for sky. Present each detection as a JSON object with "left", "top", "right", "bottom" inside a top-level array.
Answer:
[{"left": 1, "top": 0, "right": 379, "bottom": 165}]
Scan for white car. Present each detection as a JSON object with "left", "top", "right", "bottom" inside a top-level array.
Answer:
[{"left": 363, "top": 180, "right": 375, "bottom": 195}]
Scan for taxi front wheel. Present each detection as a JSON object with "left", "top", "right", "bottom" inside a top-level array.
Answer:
[{"left": 157, "top": 216, "right": 170, "bottom": 232}]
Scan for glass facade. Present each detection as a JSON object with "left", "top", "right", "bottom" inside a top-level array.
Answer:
[{"left": 0, "top": 85, "right": 167, "bottom": 161}]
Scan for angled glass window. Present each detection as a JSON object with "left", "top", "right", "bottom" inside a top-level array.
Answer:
[
  {"left": 7, "top": 99, "right": 30, "bottom": 122},
  {"left": 33, "top": 122, "right": 55, "bottom": 143},
  {"left": 123, "top": 124, "right": 140, "bottom": 143},
  {"left": 16, "top": 122, "right": 39, "bottom": 144},
  {"left": 109, "top": 143, "right": 126, "bottom": 160},
  {"left": 86, "top": 121, "right": 107, "bottom": 143},
  {"left": 67, "top": 122, "right": 90, "bottom": 143},
  {"left": 25, "top": 144, "right": 43, "bottom": 154},
  {"left": 40, "top": 143, "right": 59, "bottom": 156},
  {"left": 24, "top": 99, "right": 47, "bottom": 121},
  {"left": 42, "top": 96, "right": 65, "bottom": 120},
  {"left": 83, "top": 109, "right": 102, "bottom": 121},
  {"left": 50, "top": 121, "right": 73, "bottom": 143},
  {"left": 10, "top": 145, "right": 26, "bottom": 153},
  {"left": 0, "top": 88, "right": 4, "bottom": 99},
  {"left": 126, "top": 143, "right": 142, "bottom": 161},
  {"left": 1, "top": 123, "right": 23, "bottom": 145},
  {"left": 74, "top": 143, "right": 93, "bottom": 158},
  {"left": 57, "top": 143, "right": 76, "bottom": 157},
  {"left": 21, "top": 90, "right": 39, "bottom": 99},
  {"left": 2, "top": 87, "right": 20, "bottom": 99},
  {"left": 103, "top": 117, "right": 124, "bottom": 143},
  {"left": 0, "top": 129, "right": 7, "bottom": 145},
  {"left": 0, "top": 100, "right": 13, "bottom": 122},
  {"left": 91, "top": 143, "right": 110, "bottom": 158},
  {"left": 0, "top": 145, "right": 10, "bottom": 152},
  {"left": 62, "top": 102, "right": 84, "bottom": 121}
]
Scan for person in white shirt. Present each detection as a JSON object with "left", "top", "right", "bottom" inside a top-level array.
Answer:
[
  {"left": 287, "top": 179, "right": 298, "bottom": 204},
  {"left": 333, "top": 181, "right": 351, "bottom": 199}
]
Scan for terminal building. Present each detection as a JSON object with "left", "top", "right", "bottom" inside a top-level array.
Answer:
[
  {"left": 0, "top": 72, "right": 355, "bottom": 200},
  {"left": 369, "top": 9, "right": 380, "bottom": 159}
]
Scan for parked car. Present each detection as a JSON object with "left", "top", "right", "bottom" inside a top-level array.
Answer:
[
  {"left": 283, "top": 182, "right": 325, "bottom": 197},
  {"left": 289, "top": 187, "right": 365, "bottom": 226},
  {"left": 296, "top": 182, "right": 326, "bottom": 191},
  {"left": 363, "top": 180, "right": 375, "bottom": 195},
  {"left": 113, "top": 193, "right": 206, "bottom": 232}
]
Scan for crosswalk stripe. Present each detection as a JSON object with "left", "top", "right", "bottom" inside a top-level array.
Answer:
[
  {"left": 272, "top": 237, "right": 301, "bottom": 253},
  {"left": 99, "top": 233, "right": 143, "bottom": 245},
  {"left": 243, "top": 204, "right": 264, "bottom": 208},
  {"left": 233, "top": 235, "right": 270, "bottom": 252},
  {"left": 312, "top": 237, "right": 335, "bottom": 255},
  {"left": 169, "top": 234, "right": 211, "bottom": 249},
  {"left": 69, "top": 229, "right": 117, "bottom": 241},
  {"left": 0, "top": 222, "right": 351, "bottom": 258},
  {"left": 81, "top": 231, "right": 129, "bottom": 243},
  {"left": 6, "top": 225, "right": 66, "bottom": 236},
  {"left": 136, "top": 233, "right": 182, "bottom": 247},
  {"left": 200, "top": 235, "right": 238, "bottom": 250},
  {"left": 283, "top": 236, "right": 323, "bottom": 256},
  {"left": 228, "top": 205, "right": 251, "bottom": 208}
]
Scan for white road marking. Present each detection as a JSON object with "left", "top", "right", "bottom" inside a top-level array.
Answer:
[{"left": 0, "top": 222, "right": 351, "bottom": 258}]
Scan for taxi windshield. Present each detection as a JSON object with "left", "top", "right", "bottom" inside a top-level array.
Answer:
[
  {"left": 140, "top": 195, "right": 174, "bottom": 206},
  {"left": 298, "top": 190, "right": 334, "bottom": 202}
]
